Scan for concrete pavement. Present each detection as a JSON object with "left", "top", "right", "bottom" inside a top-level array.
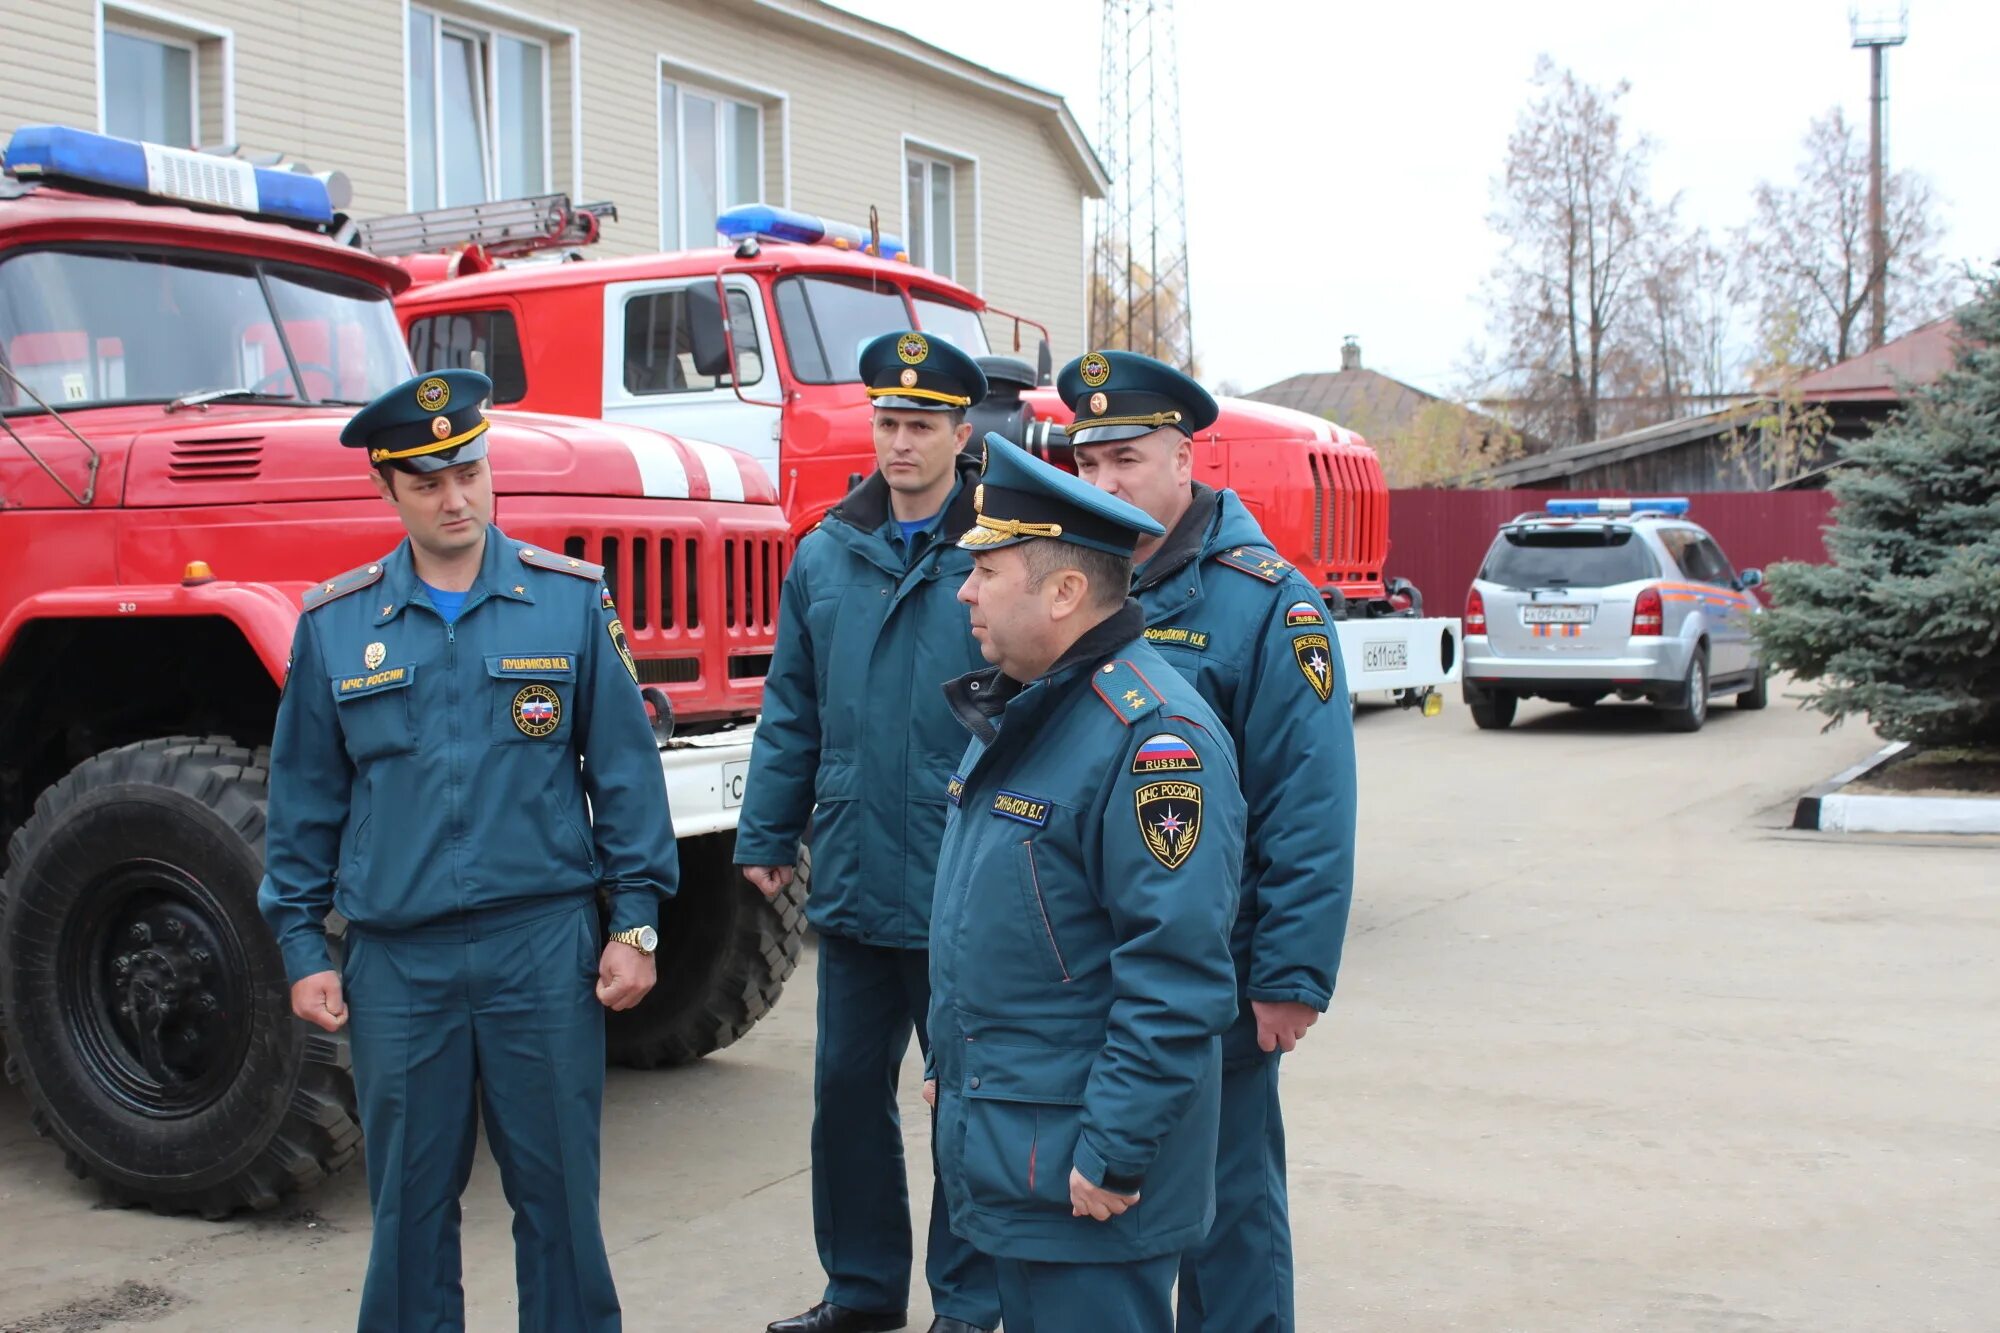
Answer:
[{"left": 1, "top": 684, "right": 1994, "bottom": 1331}]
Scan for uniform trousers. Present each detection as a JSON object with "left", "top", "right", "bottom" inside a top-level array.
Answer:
[
  {"left": 812, "top": 932, "right": 998, "bottom": 1325},
  {"left": 1177, "top": 1052, "right": 1291, "bottom": 1332},
  {"left": 993, "top": 1253, "right": 1179, "bottom": 1333},
  {"left": 345, "top": 894, "right": 619, "bottom": 1333}
]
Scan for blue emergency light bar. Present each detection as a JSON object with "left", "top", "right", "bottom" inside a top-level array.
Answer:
[
  {"left": 716, "top": 203, "right": 908, "bottom": 261},
  {"left": 1545, "top": 497, "right": 1690, "bottom": 517},
  {"left": 2, "top": 125, "right": 334, "bottom": 226}
]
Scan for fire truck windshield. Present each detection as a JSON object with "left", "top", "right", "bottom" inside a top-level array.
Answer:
[
  {"left": 773, "top": 274, "right": 990, "bottom": 385},
  {"left": 0, "top": 249, "right": 413, "bottom": 414}
]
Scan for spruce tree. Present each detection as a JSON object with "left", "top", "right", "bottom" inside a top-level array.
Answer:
[{"left": 1758, "top": 272, "right": 2000, "bottom": 745}]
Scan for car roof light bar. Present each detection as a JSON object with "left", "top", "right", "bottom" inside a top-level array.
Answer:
[{"left": 2, "top": 125, "right": 333, "bottom": 225}]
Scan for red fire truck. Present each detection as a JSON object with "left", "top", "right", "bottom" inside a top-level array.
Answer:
[
  {"left": 0, "top": 128, "right": 798, "bottom": 1217},
  {"left": 390, "top": 203, "right": 1460, "bottom": 706}
]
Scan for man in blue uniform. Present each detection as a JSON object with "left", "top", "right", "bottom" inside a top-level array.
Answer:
[
  {"left": 737, "top": 332, "right": 1000, "bottom": 1333},
  {"left": 928, "top": 437, "right": 1246, "bottom": 1332},
  {"left": 1062, "top": 349, "right": 1358, "bottom": 1333},
  {"left": 258, "top": 369, "right": 677, "bottom": 1333}
]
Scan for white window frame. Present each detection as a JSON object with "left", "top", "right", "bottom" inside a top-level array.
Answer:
[
  {"left": 95, "top": 1, "right": 236, "bottom": 147},
  {"left": 405, "top": 3, "right": 555, "bottom": 209},
  {"left": 900, "top": 137, "right": 980, "bottom": 289},
  {"left": 656, "top": 58, "right": 784, "bottom": 251}
]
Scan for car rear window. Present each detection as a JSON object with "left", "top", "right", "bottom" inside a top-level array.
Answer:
[{"left": 1482, "top": 527, "right": 1656, "bottom": 589}]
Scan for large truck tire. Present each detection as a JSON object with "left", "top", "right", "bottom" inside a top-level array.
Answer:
[
  {"left": 606, "top": 829, "right": 807, "bottom": 1069},
  {"left": 0, "top": 737, "right": 360, "bottom": 1219}
]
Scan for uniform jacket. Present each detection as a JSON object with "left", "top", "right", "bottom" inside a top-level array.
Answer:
[
  {"left": 258, "top": 524, "right": 678, "bottom": 984},
  {"left": 734, "top": 457, "right": 987, "bottom": 948},
  {"left": 1132, "top": 485, "right": 1357, "bottom": 1064},
  {"left": 929, "top": 604, "right": 1245, "bottom": 1263}
]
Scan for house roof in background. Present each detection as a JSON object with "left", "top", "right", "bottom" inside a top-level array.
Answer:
[
  {"left": 1244, "top": 367, "right": 1438, "bottom": 427},
  {"left": 1472, "top": 401, "right": 1768, "bottom": 487},
  {"left": 1795, "top": 316, "right": 1962, "bottom": 403}
]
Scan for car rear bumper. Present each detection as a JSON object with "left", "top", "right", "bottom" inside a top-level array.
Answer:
[{"left": 1462, "top": 636, "right": 1692, "bottom": 688}]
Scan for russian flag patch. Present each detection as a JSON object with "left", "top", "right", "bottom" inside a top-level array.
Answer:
[{"left": 1132, "top": 732, "right": 1202, "bottom": 774}]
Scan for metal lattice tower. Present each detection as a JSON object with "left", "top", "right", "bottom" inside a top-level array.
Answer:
[{"left": 1089, "top": 0, "right": 1194, "bottom": 372}]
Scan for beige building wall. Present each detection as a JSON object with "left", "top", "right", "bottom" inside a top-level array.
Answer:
[{"left": 0, "top": 0, "right": 1101, "bottom": 359}]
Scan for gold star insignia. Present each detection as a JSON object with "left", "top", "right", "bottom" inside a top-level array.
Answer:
[
  {"left": 381, "top": 605, "right": 392, "bottom": 615},
  {"left": 1123, "top": 689, "right": 1144, "bottom": 708},
  {"left": 323, "top": 581, "right": 336, "bottom": 592},
  {"left": 513, "top": 584, "right": 526, "bottom": 595},
  {"left": 568, "top": 559, "right": 581, "bottom": 568}
]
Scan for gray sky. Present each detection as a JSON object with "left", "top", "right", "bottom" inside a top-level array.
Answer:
[{"left": 834, "top": 0, "right": 2000, "bottom": 397}]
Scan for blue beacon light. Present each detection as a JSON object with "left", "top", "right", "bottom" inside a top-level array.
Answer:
[
  {"left": 716, "top": 203, "right": 908, "bottom": 262},
  {"left": 2, "top": 125, "right": 334, "bottom": 226},
  {"left": 1545, "top": 497, "right": 1690, "bottom": 517}
]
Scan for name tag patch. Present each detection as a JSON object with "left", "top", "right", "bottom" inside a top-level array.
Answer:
[
  {"left": 496, "top": 655, "right": 572, "bottom": 673},
  {"left": 947, "top": 774, "right": 965, "bottom": 806},
  {"left": 1132, "top": 732, "right": 1202, "bottom": 774},
  {"left": 990, "top": 790, "right": 1050, "bottom": 826},
  {"left": 1143, "top": 625, "right": 1209, "bottom": 651}
]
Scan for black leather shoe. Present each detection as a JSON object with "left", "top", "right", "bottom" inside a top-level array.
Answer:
[
  {"left": 926, "top": 1320, "right": 992, "bottom": 1333},
  {"left": 765, "top": 1303, "right": 908, "bottom": 1333}
]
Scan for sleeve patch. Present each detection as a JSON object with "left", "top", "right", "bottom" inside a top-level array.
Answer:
[
  {"left": 1132, "top": 732, "right": 1202, "bottom": 774},
  {"left": 607, "top": 618, "right": 638, "bottom": 683},
  {"left": 1292, "top": 631, "right": 1336, "bottom": 703},
  {"left": 1214, "top": 546, "right": 1291, "bottom": 584},
  {"left": 1089, "top": 659, "right": 1166, "bottom": 725},
  {"left": 1135, "top": 779, "right": 1202, "bottom": 870},
  {"left": 1284, "top": 599, "right": 1325, "bottom": 627}
]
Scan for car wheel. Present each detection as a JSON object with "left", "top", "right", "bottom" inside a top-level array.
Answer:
[
  {"left": 1469, "top": 690, "right": 1516, "bottom": 730},
  {"left": 1660, "top": 649, "right": 1709, "bottom": 733},
  {"left": 1736, "top": 664, "right": 1769, "bottom": 710}
]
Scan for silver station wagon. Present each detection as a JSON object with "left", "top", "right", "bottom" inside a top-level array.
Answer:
[{"left": 1460, "top": 499, "right": 1767, "bottom": 732}]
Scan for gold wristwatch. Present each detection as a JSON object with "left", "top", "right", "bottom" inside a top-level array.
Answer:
[{"left": 608, "top": 926, "right": 658, "bottom": 956}]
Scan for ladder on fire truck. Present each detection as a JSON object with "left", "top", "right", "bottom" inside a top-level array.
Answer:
[{"left": 351, "top": 193, "right": 616, "bottom": 259}]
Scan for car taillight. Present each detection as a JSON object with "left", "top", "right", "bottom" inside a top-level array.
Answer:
[
  {"left": 1465, "top": 587, "right": 1487, "bottom": 634},
  {"left": 1632, "top": 585, "right": 1663, "bottom": 636}
]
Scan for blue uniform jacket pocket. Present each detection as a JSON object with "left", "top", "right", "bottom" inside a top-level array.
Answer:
[
  {"left": 331, "top": 663, "right": 417, "bottom": 761},
  {"left": 487, "top": 652, "right": 577, "bottom": 744},
  {"left": 959, "top": 1039, "right": 1098, "bottom": 1215}
]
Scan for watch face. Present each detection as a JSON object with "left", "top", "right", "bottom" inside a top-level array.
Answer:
[{"left": 638, "top": 926, "right": 659, "bottom": 952}]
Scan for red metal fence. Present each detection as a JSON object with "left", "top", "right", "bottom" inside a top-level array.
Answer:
[{"left": 1386, "top": 490, "right": 1839, "bottom": 613}]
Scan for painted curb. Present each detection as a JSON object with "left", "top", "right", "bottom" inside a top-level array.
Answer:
[{"left": 1794, "top": 740, "right": 2000, "bottom": 834}]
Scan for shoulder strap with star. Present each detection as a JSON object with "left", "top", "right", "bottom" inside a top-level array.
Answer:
[
  {"left": 302, "top": 560, "right": 387, "bottom": 611},
  {"left": 516, "top": 544, "right": 606, "bottom": 580},
  {"left": 1089, "top": 658, "right": 1168, "bottom": 726},
  {"left": 1212, "top": 544, "right": 1294, "bottom": 584}
]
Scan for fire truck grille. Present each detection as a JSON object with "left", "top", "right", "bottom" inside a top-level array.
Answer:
[
  {"left": 561, "top": 530, "right": 787, "bottom": 637},
  {"left": 1306, "top": 443, "right": 1384, "bottom": 582}
]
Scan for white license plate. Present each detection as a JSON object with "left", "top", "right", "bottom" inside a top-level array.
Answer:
[
  {"left": 1522, "top": 604, "right": 1594, "bottom": 624},
  {"left": 1362, "top": 640, "right": 1408, "bottom": 672},
  {"left": 721, "top": 760, "right": 748, "bottom": 808}
]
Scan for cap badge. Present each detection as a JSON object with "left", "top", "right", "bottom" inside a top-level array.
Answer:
[
  {"left": 897, "top": 332, "right": 929, "bottom": 365},
  {"left": 1079, "top": 352, "right": 1111, "bottom": 387},
  {"left": 363, "top": 641, "right": 386, "bottom": 670},
  {"left": 416, "top": 376, "right": 450, "bottom": 412},
  {"left": 431, "top": 414, "right": 453, "bottom": 440},
  {"left": 899, "top": 367, "right": 919, "bottom": 388},
  {"left": 1088, "top": 391, "right": 1109, "bottom": 415},
  {"left": 973, "top": 482, "right": 985, "bottom": 513}
]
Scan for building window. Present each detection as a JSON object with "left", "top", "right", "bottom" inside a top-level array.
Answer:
[
  {"left": 905, "top": 153, "right": 955, "bottom": 279},
  {"left": 100, "top": 6, "right": 231, "bottom": 149},
  {"left": 660, "top": 81, "right": 762, "bottom": 249},
  {"left": 408, "top": 6, "right": 549, "bottom": 210}
]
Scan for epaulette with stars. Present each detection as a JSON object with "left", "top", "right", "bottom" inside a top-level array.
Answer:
[
  {"left": 302, "top": 560, "right": 386, "bottom": 611},
  {"left": 1089, "top": 659, "right": 1167, "bottom": 726},
  {"left": 516, "top": 545, "right": 605, "bottom": 580},
  {"left": 1212, "top": 545, "right": 1292, "bottom": 584}
]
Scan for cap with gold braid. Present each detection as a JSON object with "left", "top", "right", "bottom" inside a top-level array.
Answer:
[
  {"left": 859, "top": 329, "right": 988, "bottom": 412},
  {"left": 958, "top": 434, "right": 1164, "bottom": 556},
  {"left": 1057, "top": 348, "right": 1219, "bottom": 447},
  {"left": 340, "top": 369, "right": 493, "bottom": 473}
]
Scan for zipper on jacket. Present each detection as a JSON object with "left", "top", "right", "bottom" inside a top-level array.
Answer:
[
  {"left": 446, "top": 617, "right": 462, "bottom": 910},
  {"left": 1023, "top": 841, "right": 1070, "bottom": 982}
]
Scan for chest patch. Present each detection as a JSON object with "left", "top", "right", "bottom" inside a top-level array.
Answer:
[
  {"left": 512, "top": 683, "right": 562, "bottom": 737},
  {"left": 1292, "top": 632, "right": 1336, "bottom": 703},
  {"left": 1135, "top": 780, "right": 1203, "bottom": 870},
  {"left": 1284, "top": 600, "right": 1325, "bottom": 628},
  {"left": 336, "top": 664, "right": 413, "bottom": 697},
  {"left": 1132, "top": 732, "right": 1202, "bottom": 774},
  {"left": 990, "top": 790, "right": 1050, "bottom": 826},
  {"left": 946, "top": 774, "right": 965, "bottom": 806},
  {"left": 1143, "top": 625, "right": 1209, "bottom": 651}
]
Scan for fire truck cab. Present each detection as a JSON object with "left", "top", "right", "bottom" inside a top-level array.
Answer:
[
  {"left": 394, "top": 203, "right": 1460, "bottom": 707},
  {"left": 0, "top": 128, "right": 801, "bottom": 1218}
]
